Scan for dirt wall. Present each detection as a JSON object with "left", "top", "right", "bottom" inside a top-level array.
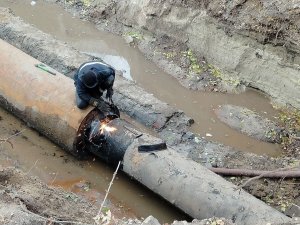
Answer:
[
  {"left": 75, "top": 0, "right": 300, "bottom": 109},
  {"left": 0, "top": 7, "right": 228, "bottom": 167},
  {"left": 115, "top": 0, "right": 300, "bottom": 109},
  {"left": 0, "top": 6, "right": 290, "bottom": 170},
  {"left": 1, "top": 4, "right": 299, "bottom": 220}
]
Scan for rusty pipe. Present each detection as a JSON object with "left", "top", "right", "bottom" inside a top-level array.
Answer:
[
  {"left": 0, "top": 40, "right": 93, "bottom": 157},
  {"left": 0, "top": 39, "right": 291, "bottom": 224}
]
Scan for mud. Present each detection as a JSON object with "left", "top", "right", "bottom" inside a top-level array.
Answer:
[
  {"left": 0, "top": 1, "right": 286, "bottom": 157},
  {"left": 0, "top": 166, "right": 234, "bottom": 225},
  {"left": 45, "top": 0, "right": 300, "bottom": 217},
  {"left": 0, "top": 105, "right": 191, "bottom": 223},
  {"left": 0, "top": 167, "right": 99, "bottom": 224},
  {"left": 2, "top": 4, "right": 284, "bottom": 159},
  {"left": 72, "top": 0, "right": 300, "bottom": 110},
  {"left": 215, "top": 105, "right": 284, "bottom": 143},
  {"left": 0, "top": 0, "right": 300, "bottom": 221}
]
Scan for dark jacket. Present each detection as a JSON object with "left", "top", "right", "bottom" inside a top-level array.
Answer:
[{"left": 74, "top": 61, "right": 115, "bottom": 103}]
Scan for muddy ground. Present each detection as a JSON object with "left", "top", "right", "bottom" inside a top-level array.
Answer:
[
  {"left": 0, "top": 166, "right": 99, "bottom": 224},
  {"left": 0, "top": 166, "right": 235, "bottom": 225},
  {"left": 53, "top": 0, "right": 300, "bottom": 109},
  {"left": 0, "top": 0, "right": 300, "bottom": 223},
  {"left": 51, "top": 0, "right": 300, "bottom": 218}
]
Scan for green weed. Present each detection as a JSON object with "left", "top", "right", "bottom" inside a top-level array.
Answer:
[
  {"left": 163, "top": 52, "right": 177, "bottom": 59},
  {"left": 208, "top": 64, "right": 221, "bottom": 78},
  {"left": 182, "top": 49, "right": 203, "bottom": 75},
  {"left": 125, "top": 31, "right": 143, "bottom": 40}
]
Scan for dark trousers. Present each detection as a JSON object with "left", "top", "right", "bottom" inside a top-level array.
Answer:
[
  {"left": 75, "top": 90, "right": 103, "bottom": 109},
  {"left": 75, "top": 93, "right": 89, "bottom": 109}
]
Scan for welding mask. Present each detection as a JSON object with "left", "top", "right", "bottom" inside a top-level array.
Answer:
[{"left": 81, "top": 71, "right": 98, "bottom": 88}]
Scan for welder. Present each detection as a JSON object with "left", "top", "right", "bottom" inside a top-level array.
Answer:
[{"left": 74, "top": 61, "right": 115, "bottom": 113}]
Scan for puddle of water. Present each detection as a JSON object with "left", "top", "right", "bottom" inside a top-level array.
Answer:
[
  {"left": 0, "top": 0, "right": 282, "bottom": 156},
  {"left": 0, "top": 107, "right": 190, "bottom": 223},
  {"left": 84, "top": 52, "right": 133, "bottom": 80},
  {"left": 0, "top": 1, "right": 282, "bottom": 156}
]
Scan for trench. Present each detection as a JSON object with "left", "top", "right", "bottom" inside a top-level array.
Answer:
[
  {"left": 0, "top": 0, "right": 286, "bottom": 222},
  {"left": 0, "top": 107, "right": 190, "bottom": 222},
  {"left": 0, "top": 0, "right": 282, "bottom": 156}
]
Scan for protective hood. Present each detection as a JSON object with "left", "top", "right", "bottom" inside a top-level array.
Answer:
[{"left": 80, "top": 71, "right": 98, "bottom": 88}]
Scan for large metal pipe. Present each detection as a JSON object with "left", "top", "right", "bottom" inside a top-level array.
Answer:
[
  {"left": 0, "top": 40, "right": 92, "bottom": 156},
  {"left": 0, "top": 39, "right": 291, "bottom": 224}
]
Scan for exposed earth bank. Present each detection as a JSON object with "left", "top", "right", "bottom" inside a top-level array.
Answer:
[
  {"left": 49, "top": 0, "right": 300, "bottom": 218},
  {"left": 51, "top": 0, "right": 300, "bottom": 170},
  {"left": 0, "top": 166, "right": 235, "bottom": 225},
  {"left": 55, "top": 0, "right": 300, "bottom": 109},
  {"left": 0, "top": 0, "right": 300, "bottom": 224}
]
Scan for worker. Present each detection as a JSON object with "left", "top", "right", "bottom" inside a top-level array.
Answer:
[{"left": 74, "top": 61, "right": 115, "bottom": 111}]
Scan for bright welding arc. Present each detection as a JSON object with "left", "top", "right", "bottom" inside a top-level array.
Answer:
[{"left": 100, "top": 122, "right": 117, "bottom": 134}]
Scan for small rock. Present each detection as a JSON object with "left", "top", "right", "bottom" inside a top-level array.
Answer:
[
  {"left": 194, "top": 137, "right": 200, "bottom": 143},
  {"left": 183, "top": 132, "right": 194, "bottom": 140},
  {"left": 124, "top": 35, "right": 134, "bottom": 44},
  {"left": 141, "top": 216, "right": 160, "bottom": 225}
]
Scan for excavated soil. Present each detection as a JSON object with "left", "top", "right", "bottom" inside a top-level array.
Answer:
[
  {"left": 51, "top": 0, "right": 300, "bottom": 220},
  {"left": 44, "top": 0, "right": 300, "bottom": 219},
  {"left": 0, "top": 166, "right": 235, "bottom": 225},
  {"left": 0, "top": 167, "right": 99, "bottom": 224},
  {"left": 54, "top": 0, "right": 300, "bottom": 109},
  {"left": 0, "top": 0, "right": 300, "bottom": 223}
]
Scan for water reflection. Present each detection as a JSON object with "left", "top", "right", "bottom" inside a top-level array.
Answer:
[{"left": 84, "top": 52, "right": 133, "bottom": 80}]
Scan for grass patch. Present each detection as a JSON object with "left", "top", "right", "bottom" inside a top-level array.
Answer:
[
  {"left": 208, "top": 64, "right": 241, "bottom": 86},
  {"left": 182, "top": 49, "right": 203, "bottom": 75},
  {"left": 279, "top": 109, "right": 300, "bottom": 130},
  {"left": 82, "top": 0, "right": 91, "bottom": 7},
  {"left": 65, "top": 0, "right": 91, "bottom": 7},
  {"left": 278, "top": 108, "right": 300, "bottom": 143},
  {"left": 208, "top": 64, "right": 221, "bottom": 78},
  {"left": 125, "top": 31, "right": 144, "bottom": 40},
  {"left": 163, "top": 52, "right": 177, "bottom": 59}
]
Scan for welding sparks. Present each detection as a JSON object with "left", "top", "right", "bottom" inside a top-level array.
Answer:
[
  {"left": 100, "top": 123, "right": 117, "bottom": 134},
  {"left": 89, "top": 120, "right": 117, "bottom": 142}
]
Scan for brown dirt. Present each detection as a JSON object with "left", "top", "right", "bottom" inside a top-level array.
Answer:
[
  {"left": 204, "top": 0, "right": 300, "bottom": 54},
  {"left": 0, "top": 167, "right": 236, "bottom": 224},
  {"left": 52, "top": 0, "right": 300, "bottom": 219},
  {"left": 0, "top": 166, "right": 99, "bottom": 224},
  {"left": 1, "top": 0, "right": 300, "bottom": 222}
]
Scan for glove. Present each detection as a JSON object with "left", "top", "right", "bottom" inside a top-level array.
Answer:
[
  {"left": 89, "top": 97, "right": 100, "bottom": 107},
  {"left": 89, "top": 97, "right": 107, "bottom": 107},
  {"left": 90, "top": 97, "right": 114, "bottom": 117},
  {"left": 97, "top": 100, "right": 110, "bottom": 110},
  {"left": 94, "top": 98, "right": 112, "bottom": 114}
]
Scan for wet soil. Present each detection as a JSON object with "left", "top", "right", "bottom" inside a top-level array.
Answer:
[
  {"left": 0, "top": 0, "right": 284, "bottom": 157},
  {"left": 0, "top": 166, "right": 233, "bottom": 225},
  {"left": 215, "top": 105, "right": 283, "bottom": 143},
  {"left": 0, "top": 107, "right": 190, "bottom": 223},
  {"left": 0, "top": 165, "right": 228, "bottom": 225},
  {"left": 38, "top": 0, "right": 300, "bottom": 218},
  {"left": 0, "top": 0, "right": 299, "bottom": 222},
  {"left": 0, "top": 166, "right": 100, "bottom": 224}
]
